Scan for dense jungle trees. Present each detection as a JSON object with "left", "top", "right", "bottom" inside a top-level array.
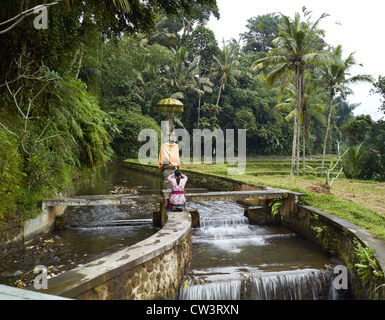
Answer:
[
  {"left": 0, "top": 0, "right": 219, "bottom": 220},
  {"left": 0, "top": 2, "right": 384, "bottom": 221}
]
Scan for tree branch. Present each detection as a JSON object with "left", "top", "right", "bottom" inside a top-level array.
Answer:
[
  {"left": 36, "top": 118, "right": 52, "bottom": 142},
  {"left": 0, "top": 0, "right": 65, "bottom": 34},
  {"left": 36, "top": 133, "right": 61, "bottom": 144},
  {"left": 326, "top": 141, "right": 349, "bottom": 187},
  {"left": 5, "top": 81, "right": 26, "bottom": 118},
  {"left": 0, "top": 121, "right": 19, "bottom": 138}
]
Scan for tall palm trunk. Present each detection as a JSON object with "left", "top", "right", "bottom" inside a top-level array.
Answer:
[
  {"left": 297, "top": 71, "right": 305, "bottom": 175},
  {"left": 197, "top": 93, "right": 201, "bottom": 128},
  {"left": 296, "top": 104, "right": 300, "bottom": 175},
  {"left": 291, "top": 70, "right": 301, "bottom": 175},
  {"left": 302, "top": 108, "right": 308, "bottom": 172},
  {"left": 320, "top": 90, "right": 334, "bottom": 176},
  {"left": 303, "top": 126, "right": 306, "bottom": 171},
  {"left": 216, "top": 78, "right": 224, "bottom": 106},
  {"left": 291, "top": 69, "right": 303, "bottom": 176}
]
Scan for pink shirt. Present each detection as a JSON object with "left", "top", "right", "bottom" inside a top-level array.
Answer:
[{"left": 167, "top": 174, "right": 188, "bottom": 205}]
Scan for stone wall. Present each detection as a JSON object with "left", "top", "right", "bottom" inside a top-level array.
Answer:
[
  {"left": 181, "top": 169, "right": 264, "bottom": 191},
  {"left": 77, "top": 235, "right": 191, "bottom": 300},
  {"left": 24, "top": 205, "right": 67, "bottom": 243},
  {"left": 245, "top": 204, "right": 385, "bottom": 300},
  {"left": 123, "top": 160, "right": 264, "bottom": 191},
  {"left": 28, "top": 211, "right": 192, "bottom": 300},
  {"left": 0, "top": 220, "right": 23, "bottom": 259},
  {"left": 0, "top": 204, "right": 67, "bottom": 261}
]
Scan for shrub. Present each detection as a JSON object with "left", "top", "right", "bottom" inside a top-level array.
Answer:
[
  {"left": 342, "top": 143, "right": 367, "bottom": 179},
  {"left": 0, "top": 131, "right": 23, "bottom": 221}
]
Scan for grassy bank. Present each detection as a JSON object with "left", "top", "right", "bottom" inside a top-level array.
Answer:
[{"left": 125, "top": 157, "right": 385, "bottom": 240}]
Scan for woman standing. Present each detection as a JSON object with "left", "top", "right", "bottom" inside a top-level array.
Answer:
[{"left": 167, "top": 169, "right": 188, "bottom": 212}]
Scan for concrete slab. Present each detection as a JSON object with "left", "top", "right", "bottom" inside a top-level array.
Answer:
[
  {"left": 0, "top": 284, "right": 71, "bottom": 300},
  {"left": 27, "top": 211, "right": 191, "bottom": 299},
  {"left": 43, "top": 189, "right": 304, "bottom": 207}
]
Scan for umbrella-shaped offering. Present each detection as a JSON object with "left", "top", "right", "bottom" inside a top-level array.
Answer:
[
  {"left": 156, "top": 96, "right": 184, "bottom": 137},
  {"left": 156, "top": 97, "right": 184, "bottom": 168},
  {"left": 156, "top": 97, "right": 184, "bottom": 116}
]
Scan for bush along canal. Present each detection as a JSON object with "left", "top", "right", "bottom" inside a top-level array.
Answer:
[{"left": 178, "top": 201, "right": 348, "bottom": 300}]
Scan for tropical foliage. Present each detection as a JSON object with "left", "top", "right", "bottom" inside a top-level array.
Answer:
[
  {"left": 252, "top": 7, "right": 342, "bottom": 175},
  {"left": 1, "top": 2, "right": 384, "bottom": 222},
  {"left": 318, "top": 45, "right": 374, "bottom": 175}
]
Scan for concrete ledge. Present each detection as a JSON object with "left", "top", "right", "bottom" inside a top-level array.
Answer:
[
  {"left": 0, "top": 284, "right": 70, "bottom": 300},
  {"left": 292, "top": 205, "right": 385, "bottom": 299},
  {"left": 123, "top": 160, "right": 266, "bottom": 191},
  {"left": 245, "top": 202, "right": 385, "bottom": 299},
  {"left": 44, "top": 194, "right": 161, "bottom": 207},
  {"left": 28, "top": 211, "right": 191, "bottom": 299},
  {"left": 185, "top": 189, "right": 304, "bottom": 202},
  {"left": 43, "top": 190, "right": 304, "bottom": 207},
  {"left": 24, "top": 205, "right": 67, "bottom": 243},
  {"left": 300, "top": 205, "right": 385, "bottom": 265}
]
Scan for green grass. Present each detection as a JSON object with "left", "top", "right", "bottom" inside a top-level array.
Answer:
[
  {"left": 182, "top": 159, "right": 385, "bottom": 240},
  {"left": 300, "top": 192, "right": 385, "bottom": 239}
]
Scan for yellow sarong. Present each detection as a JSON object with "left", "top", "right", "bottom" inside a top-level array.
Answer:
[{"left": 158, "top": 143, "right": 180, "bottom": 168}]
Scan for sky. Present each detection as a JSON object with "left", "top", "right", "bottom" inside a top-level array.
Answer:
[{"left": 206, "top": 0, "right": 385, "bottom": 121}]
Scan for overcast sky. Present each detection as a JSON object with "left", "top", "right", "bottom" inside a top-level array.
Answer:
[{"left": 206, "top": 0, "right": 384, "bottom": 121}]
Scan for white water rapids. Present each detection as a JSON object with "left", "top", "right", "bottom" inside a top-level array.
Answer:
[{"left": 179, "top": 201, "right": 339, "bottom": 300}]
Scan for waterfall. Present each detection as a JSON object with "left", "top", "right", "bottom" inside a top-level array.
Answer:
[
  {"left": 180, "top": 201, "right": 342, "bottom": 301},
  {"left": 65, "top": 204, "right": 154, "bottom": 227},
  {"left": 179, "top": 269, "right": 338, "bottom": 300},
  {"left": 246, "top": 269, "right": 337, "bottom": 300},
  {"left": 200, "top": 216, "right": 249, "bottom": 228},
  {"left": 179, "top": 280, "right": 242, "bottom": 300}
]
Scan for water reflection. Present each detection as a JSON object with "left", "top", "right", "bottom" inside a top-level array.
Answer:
[
  {"left": 0, "top": 163, "right": 161, "bottom": 288},
  {"left": 78, "top": 162, "right": 163, "bottom": 195}
]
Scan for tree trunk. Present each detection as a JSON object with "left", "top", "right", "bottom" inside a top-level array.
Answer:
[
  {"left": 303, "top": 124, "right": 306, "bottom": 172},
  {"left": 321, "top": 91, "right": 334, "bottom": 176},
  {"left": 197, "top": 93, "right": 201, "bottom": 128},
  {"left": 296, "top": 71, "right": 305, "bottom": 176},
  {"left": 74, "top": 42, "right": 84, "bottom": 79},
  {"left": 290, "top": 109, "right": 297, "bottom": 175},
  {"left": 216, "top": 78, "right": 224, "bottom": 106},
  {"left": 291, "top": 71, "right": 300, "bottom": 175},
  {"left": 296, "top": 107, "right": 300, "bottom": 176}
]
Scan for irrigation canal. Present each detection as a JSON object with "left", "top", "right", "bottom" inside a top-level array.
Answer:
[{"left": 1, "top": 161, "right": 346, "bottom": 299}]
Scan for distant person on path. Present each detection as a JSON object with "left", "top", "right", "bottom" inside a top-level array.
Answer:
[{"left": 167, "top": 168, "right": 188, "bottom": 212}]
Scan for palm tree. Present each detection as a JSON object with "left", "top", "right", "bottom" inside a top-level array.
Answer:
[
  {"left": 341, "top": 143, "right": 367, "bottom": 179},
  {"left": 211, "top": 40, "right": 241, "bottom": 106},
  {"left": 252, "top": 7, "right": 342, "bottom": 175},
  {"left": 276, "top": 79, "right": 326, "bottom": 171},
  {"left": 319, "top": 45, "right": 374, "bottom": 176},
  {"left": 196, "top": 74, "right": 213, "bottom": 128},
  {"left": 161, "top": 46, "right": 202, "bottom": 98},
  {"left": 160, "top": 46, "right": 214, "bottom": 129}
]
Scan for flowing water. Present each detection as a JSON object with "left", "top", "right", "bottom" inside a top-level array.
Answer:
[
  {"left": 1, "top": 162, "right": 344, "bottom": 299},
  {"left": 179, "top": 201, "right": 340, "bottom": 300},
  {"left": 0, "top": 162, "right": 163, "bottom": 287}
]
